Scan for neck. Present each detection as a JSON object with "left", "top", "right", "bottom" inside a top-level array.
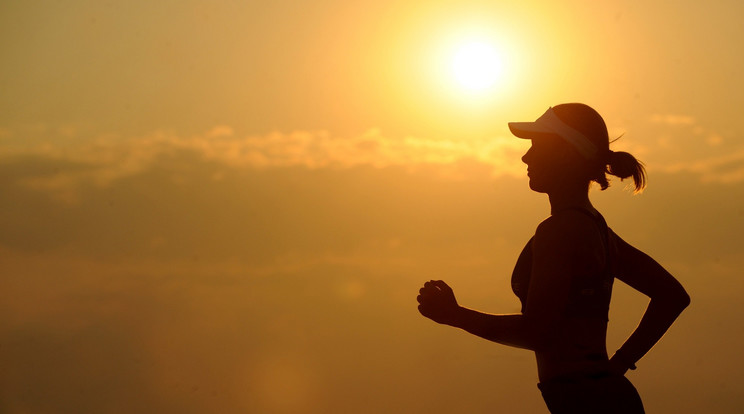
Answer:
[{"left": 547, "top": 184, "right": 594, "bottom": 215}]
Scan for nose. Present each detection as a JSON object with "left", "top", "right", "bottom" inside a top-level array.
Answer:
[{"left": 521, "top": 147, "right": 532, "bottom": 165}]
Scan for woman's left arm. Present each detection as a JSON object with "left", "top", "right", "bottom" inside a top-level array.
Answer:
[{"left": 417, "top": 215, "right": 585, "bottom": 350}]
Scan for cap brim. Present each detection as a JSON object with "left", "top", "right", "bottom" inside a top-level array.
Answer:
[{"left": 508, "top": 122, "right": 555, "bottom": 139}]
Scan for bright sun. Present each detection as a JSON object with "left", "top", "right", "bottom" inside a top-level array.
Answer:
[{"left": 451, "top": 41, "right": 504, "bottom": 93}]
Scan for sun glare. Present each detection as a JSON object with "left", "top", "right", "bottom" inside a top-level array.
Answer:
[{"left": 451, "top": 41, "right": 503, "bottom": 93}]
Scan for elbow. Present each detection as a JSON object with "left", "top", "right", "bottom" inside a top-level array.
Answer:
[
  {"left": 654, "top": 286, "right": 690, "bottom": 314},
  {"left": 678, "top": 289, "right": 691, "bottom": 310},
  {"left": 673, "top": 282, "right": 691, "bottom": 311}
]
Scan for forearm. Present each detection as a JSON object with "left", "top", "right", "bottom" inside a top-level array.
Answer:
[
  {"left": 447, "top": 306, "right": 540, "bottom": 350},
  {"left": 612, "top": 295, "right": 690, "bottom": 368}
]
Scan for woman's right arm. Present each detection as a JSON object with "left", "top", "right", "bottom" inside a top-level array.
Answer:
[{"left": 609, "top": 231, "right": 691, "bottom": 372}]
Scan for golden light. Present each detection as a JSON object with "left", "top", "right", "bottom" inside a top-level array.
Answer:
[
  {"left": 451, "top": 41, "right": 504, "bottom": 93},
  {"left": 414, "top": 23, "right": 532, "bottom": 118}
]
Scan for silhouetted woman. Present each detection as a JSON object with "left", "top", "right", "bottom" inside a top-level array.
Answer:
[{"left": 417, "top": 103, "right": 690, "bottom": 413}]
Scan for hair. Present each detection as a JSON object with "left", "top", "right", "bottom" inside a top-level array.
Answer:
[
  {"left": 593, "top": 149, "right": 647, "bottom": 193},
  {"left": 551, "top": 103, "right": 647, "bottom": 193}
]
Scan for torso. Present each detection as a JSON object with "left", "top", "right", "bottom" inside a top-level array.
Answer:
[{"left": 512, "top": 207, "right": 616, "bottom": 382}]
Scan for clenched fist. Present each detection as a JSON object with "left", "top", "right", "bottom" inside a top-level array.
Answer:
[{"left": 417, "top": 280, "right": 461, "bottom": 326}]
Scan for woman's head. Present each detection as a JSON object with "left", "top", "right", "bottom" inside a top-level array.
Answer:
[{"left": 509, "top": 103, "right": 646, "bottom": 194}]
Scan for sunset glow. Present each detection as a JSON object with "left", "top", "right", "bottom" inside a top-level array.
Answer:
[{"left": 1, "top": 1, "right": 743, "bottom": 413}]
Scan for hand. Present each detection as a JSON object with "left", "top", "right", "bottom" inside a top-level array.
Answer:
[{"left": 417, "top": 280, "right": 460, "bottom": 326}]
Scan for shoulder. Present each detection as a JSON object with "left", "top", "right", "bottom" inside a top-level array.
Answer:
[
  {"left": 528, "top": 211, "right": 606, "bottom": 288},
  {"left": 532, "top": 210, "right": 606, "bottom": 272},
  {"left": 534, "top": 209, "right": 602, "bottom": 247}
]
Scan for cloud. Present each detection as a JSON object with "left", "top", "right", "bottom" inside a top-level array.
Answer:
[
  {"left": 604, "top": 113, "right": 744, "bottom": 184},
  {"left": 3, "top": 115, "right": 744, "bottom": 205},
  {"left": 658, "top": 147, "right": 744, "bottom": 184},
  {"left": 184, "top": 128, "right": 529, "bottom": 174},
  {"left": 0, "top": 127, "right": 529, "bottom": 199}
]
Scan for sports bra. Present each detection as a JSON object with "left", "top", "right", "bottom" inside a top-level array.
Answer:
[{"left": 510, "top": 207, "right": 614, "bottom": 321}]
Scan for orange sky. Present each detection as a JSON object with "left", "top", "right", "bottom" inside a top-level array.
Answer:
[{"left": 1, "top": 1, "right": 743, "bottom": 413}]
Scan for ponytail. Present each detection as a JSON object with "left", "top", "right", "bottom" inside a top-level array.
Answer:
[{"left": 607, "top": 150, "right": 646, "bottom": 193}]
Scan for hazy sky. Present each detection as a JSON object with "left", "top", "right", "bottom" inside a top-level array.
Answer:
[{"left": 1, "top": 1, "right": 743, "bottom": 413}]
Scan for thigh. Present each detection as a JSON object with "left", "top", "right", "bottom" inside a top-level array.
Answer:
[{"left": 538, "top": 375, "right": 645, "bottom": 414}]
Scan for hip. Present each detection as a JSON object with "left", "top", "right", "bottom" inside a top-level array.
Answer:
[{"left": 537, "top": 373, "right": 645, "bottom": 414}]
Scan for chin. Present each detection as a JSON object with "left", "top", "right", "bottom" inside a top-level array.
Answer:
[{"left": 528, "top": 178, "right": 550, "bottom": 193}]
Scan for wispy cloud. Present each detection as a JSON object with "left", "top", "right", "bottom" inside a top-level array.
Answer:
[
  {"left": 659, "top": 148, "right": 744, "bottom": 184},
  {"left": 191, "top": 128, "right": 529, "bottom": 174},
  {"left": 0, "top": 127, "right": 529, "bottom": 198},
  {"left": 2, "top": 114, "right": 743, "bottom": 204},
  {"left": 609, "top": 113, "right": 744, "bottom": 184}
]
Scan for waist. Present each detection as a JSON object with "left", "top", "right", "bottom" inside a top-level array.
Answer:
[
  {"left": 538, "top": 370, "right": 615, "bottom": 387},
  {"left": 536, "top": 351, "right": 610, "bottom": 383}
]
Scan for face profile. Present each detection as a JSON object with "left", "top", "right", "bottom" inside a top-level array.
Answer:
[{"left": 521, "top": 135, "right": 582, "bottom": 194}]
